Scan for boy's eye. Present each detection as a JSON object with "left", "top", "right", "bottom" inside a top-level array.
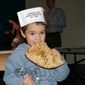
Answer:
[
  {"left": 41, "top": 32, "right": 45, "bottom": 34},
  {"left": 31, "top": 33, "right": 35, "bottom": 35}
]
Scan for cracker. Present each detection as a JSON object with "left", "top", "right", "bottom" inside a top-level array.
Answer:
[{"left": 25, "top": 42, "right": 65, "bottom": 68}]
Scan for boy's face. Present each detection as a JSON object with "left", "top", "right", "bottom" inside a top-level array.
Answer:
[{"left": 21, "top": 23, "right": 46, "bottom": 46}]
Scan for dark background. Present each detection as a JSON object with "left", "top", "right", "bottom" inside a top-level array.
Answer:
[{"left": 0, "top": 0, "right": 25, "bottom": 50}]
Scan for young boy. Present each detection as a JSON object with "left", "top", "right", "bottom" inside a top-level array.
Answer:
[{"left": 3, "top": 7, "right": 70, "bottom": 85}]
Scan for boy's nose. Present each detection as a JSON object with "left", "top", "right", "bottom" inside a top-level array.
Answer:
[
  {"left": 36, "top": 34, "right": 40, "bottom": 39},
  {"left": 36, "top": 34, "right": 41, "bottom": 41}
]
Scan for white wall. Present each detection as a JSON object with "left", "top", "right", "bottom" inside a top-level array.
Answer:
[
  {"left": 25, "top": 0, "right": 85, "bottom": 64},
  {"left": 25, "top": 0, "right": 48, "bottom": 11}
]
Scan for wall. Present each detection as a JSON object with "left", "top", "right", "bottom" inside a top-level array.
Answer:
[
  {"left": 56, "top": 0, "right": 85, "bottom": 64},
  {"left": 25, "top": 0, "right": 85, "bottom": 64}
]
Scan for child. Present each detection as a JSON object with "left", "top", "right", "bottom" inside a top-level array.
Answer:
[{"left": 3, "top": 7, "right": 70, "bottom": 85}]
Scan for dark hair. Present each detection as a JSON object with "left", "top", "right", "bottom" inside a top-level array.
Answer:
[{"left": 21, "top": 22, "right": 46, "bottom": 33}]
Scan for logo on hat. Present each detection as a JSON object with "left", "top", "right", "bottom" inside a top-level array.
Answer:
[
  {"left": 17, "top": 7, "right": 46, "bottom": 27},
  {"left": 26, "top": 11, "right": 42, "bottom": 18}
]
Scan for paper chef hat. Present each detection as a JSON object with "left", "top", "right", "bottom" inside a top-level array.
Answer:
[{"left": 17, "top": 7, "right": 46, "bottom": 27}]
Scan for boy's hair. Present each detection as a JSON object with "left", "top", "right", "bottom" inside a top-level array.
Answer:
[{"left": 21, "top": 22, "right": 46, "bottom": 33}]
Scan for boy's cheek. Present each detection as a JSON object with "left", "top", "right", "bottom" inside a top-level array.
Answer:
[{"left": 43, "top": 35, "right": 46, "bottom": 41}]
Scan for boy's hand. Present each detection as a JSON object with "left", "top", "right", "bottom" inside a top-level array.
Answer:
[
  {"left": 51, "top": 49, "right": 62, "bottom": 60},
  {"left": 22, "top": 75, "right": 35, "bottom": 85}
]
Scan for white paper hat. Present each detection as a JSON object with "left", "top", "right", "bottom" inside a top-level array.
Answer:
[{"left": 17, "top": 7, "right": 46, "bottom": 27}]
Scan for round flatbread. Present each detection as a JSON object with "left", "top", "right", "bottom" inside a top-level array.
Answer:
[{"left": 25, "top": 42, "right": 65, "bottom": 68}]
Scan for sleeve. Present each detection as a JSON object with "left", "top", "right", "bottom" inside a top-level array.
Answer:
[
  {"left": 53, "top": 55, "right": 70, "bottom": 82},
  {"left": 3, "top": 50, "right": 26, "bottom": 85}
]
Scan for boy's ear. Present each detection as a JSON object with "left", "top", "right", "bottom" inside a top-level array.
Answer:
[{"left": 20, "top": 29, "right": 26, "bottom": 38}]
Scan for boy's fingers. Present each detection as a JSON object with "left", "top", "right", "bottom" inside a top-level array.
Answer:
[
  {"left": 51, "top": 49, "right": 62, "bottom": 60},
  {"left": 28, "top": 80, "right": 34, "bottom": 85},
  {"left": 23, "top": 75, "right": 34, "bottom": 85}
]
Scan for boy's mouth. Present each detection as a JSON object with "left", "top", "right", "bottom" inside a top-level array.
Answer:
[
  {"left": 33, "top": 42, "right": 37, "bottom": 45},
  {"left": 33, "top": 42, "right": 41, "bottom": 45}
]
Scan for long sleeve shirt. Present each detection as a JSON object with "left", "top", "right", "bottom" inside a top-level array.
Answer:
[
  {"left": 46, "top": 7, "right": 66, "bottom": 33},
  {"left": 3, "top": 43, "right": 70, "bottom": 85}
]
